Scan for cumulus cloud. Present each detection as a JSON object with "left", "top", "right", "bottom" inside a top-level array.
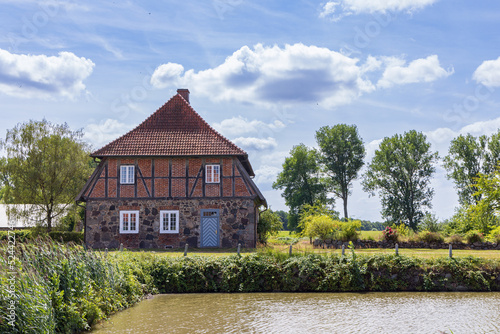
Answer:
[
  {"left": 377, "top": 55, "right": 453, "bottom": 88},
  {"left": 83, "top": 119, "right": 133, "bottom": 149},
  {"left": 213, "top": 116, "right": 285, "bottom": 137},
  {"left": 472, "top": 57, "right": 500, "bottom": 87},
  {"left": 232, "top": 137, "right": 277, "bottom": 151},
  {"left": 150, "top": 62, "right": 184, "bottom": 89},
  {"left": 254, "top": 165, "right": 282, "bottom": 184},
  {"left": 151, "top": 43, "right": 376, "bottom": 109},
  {"left": 0, "top": 49, "right": 94, "bottom": 99},
  {"left": 320, "top": 0, "right": 437, "bottom": 20}
]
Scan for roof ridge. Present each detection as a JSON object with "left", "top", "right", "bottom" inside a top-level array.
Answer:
[{"left": 90, "top": 92, "right": 247, "bottom": 158}]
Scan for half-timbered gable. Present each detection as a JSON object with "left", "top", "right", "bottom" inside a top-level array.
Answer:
[{"left": 77, "top": 89, "right": 266, "bottom": 249}]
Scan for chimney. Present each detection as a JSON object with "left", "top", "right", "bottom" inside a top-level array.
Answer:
[{"left": 177, "top": 88, "right": 190, "bottom": 104}]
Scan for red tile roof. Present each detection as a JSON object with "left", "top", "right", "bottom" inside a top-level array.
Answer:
[{"left": 91, "top": 93, "right": 248, "bottom": 158}]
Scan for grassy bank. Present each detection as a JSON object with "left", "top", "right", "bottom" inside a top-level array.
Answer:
[{"left": 2, "top": 240, "right": 500, "bottom": 333}]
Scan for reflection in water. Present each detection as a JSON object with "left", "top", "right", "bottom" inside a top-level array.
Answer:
[{"left": 92, "top": 292, "right": 500, "bottom": 334}]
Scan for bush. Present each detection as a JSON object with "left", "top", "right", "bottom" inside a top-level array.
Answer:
[
  {"left": 448, "top": 234, "right": 463, "bottom": 244},
  {"left": 301, "top": 215, "right": 338, "bottom": 241},
  {"left": 486, "top": 226, "right": 500, "bottom": 243},
  {"left": 416, "top": 231, "right": 444, "bottom": 243},
  {"left": 338, "top": 219, "right": 361, "bottom": 241},
  {"left": 257, "top": 209, "right": 283, "bottom": 244},
  {"left": 420, "top": 213, "right": 442, "bottom": 232},
  {"left": 465, "top": 230, "right": 484, "bottom": 244},
  {"left": 382, "top": 226, "right": 398, "bottom": 242},
  {"left": 48, "top": 231, "right": 84, "bottom": 244},
  {"left": 0, "top": 229, "right": 33, "bottom": 241}
]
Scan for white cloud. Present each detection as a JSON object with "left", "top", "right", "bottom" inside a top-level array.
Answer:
[
  {"left": 0, "top": 49, "right": 94, "bottom": 99},
  {"left": 473, "top": 57, "right": 500, "bottom": 87},
  {"left": 150, "top": 62, "right": 184, "bottom": 89},
  {"left": 83, "top": 119, "right": 133, "bottom": 149},
  {"left": 320, "top": 0, "right": 437, "bottom": 20},
  {"left": 213, "top": 116, "right": 285, "bottom": 137},
  {"left": 377, "top": 55, "right": 453, "bottom": 88},
  {"left": 232, "top": 136, "right": 278, "bottom": 151},
  {"left": 254, "top": 165, "right": 281, "bottom": 184},
  {"left": 151, "top": 43, "right": 376, "bottom": 109}
]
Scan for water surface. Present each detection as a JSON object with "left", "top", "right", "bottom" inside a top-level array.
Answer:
[{"left": 92, "top": 292, "right": 500, "bottom": 333}]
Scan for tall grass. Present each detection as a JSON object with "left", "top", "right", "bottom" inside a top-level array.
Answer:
[{"left": 0, "top": 238, "right": 155, "bottom": 333}]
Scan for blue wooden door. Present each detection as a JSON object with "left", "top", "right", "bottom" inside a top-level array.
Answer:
[{"left": 200, "top": 209, "right": 219, "bottom": 247}]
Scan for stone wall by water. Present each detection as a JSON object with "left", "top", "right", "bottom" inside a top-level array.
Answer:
[{"left": 85, "top": 198, "right": 257, "bottom": 249}]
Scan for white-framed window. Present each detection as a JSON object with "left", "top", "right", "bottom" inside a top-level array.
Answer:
[
  {"left": 120, "top": 211, "right": 139, "bottom": 234},
  {"left": 205, "top": 164, "right": 220, "bottom": 183},
  {"left": 160, "top": 210, "right": 179, "bottom": 233},
  {"left": 120, "top": 165, "right": 135, "bottom": 184}
]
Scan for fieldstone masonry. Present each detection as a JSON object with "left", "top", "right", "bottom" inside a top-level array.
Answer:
[{"left": 86, "top": 198, "right": 257, "bottom": 249}]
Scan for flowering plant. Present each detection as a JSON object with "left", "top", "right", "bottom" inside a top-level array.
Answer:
[{"left": 382, "top": 226, "right": 398, "bottom": 242}]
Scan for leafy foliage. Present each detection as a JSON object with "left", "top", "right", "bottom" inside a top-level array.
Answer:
[
  {"left": 257, "top": 209, "right": 284, "bottom": 244},
  {"left": 338, "top": 219, "right": 361, "bottom": 241},
  {"left": 0, "top": 120, "right": 94, "bottom": 231},
  {"left": 301, "top": 214, "right": 339, "bottom": 241},
  {"left": 315, "top": 124, "right": 365, "bottom": 219},
  {"left": 382, "top": 226, "right": 398, "bottom": 242},
  {"left": 464, "top": 230, "right": 484, "bottom": 244},
  {"left": 363, "top": 130, "right": 438, "bottom": 231},
  {"left": 419, "top": 212, "right": 442, "bottom": 232},
  {"left": 416, "top": 231, "right": 444, "bottom": 243},
  {"left": 273, "top": 144, "right": 331, "bottom": 231},
  {"left": 444, "top": 132, "right": 500, "bottom": 206}
]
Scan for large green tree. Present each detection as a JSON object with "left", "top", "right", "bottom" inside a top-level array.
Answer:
[
  {"left": 315, "top": 124, "right": 365, "bottom": 219},
  {"left": 0, "top": 120, "right": 93, "bottom": 231},
  {"left": 444, "top": 132, "right": 500, "bottom": 206},
  {"left": 273, "top": 144, "right": 330, "bottom": 231},
  {"left": 362, "top": 130, "right": 438, "bottom": 231}
]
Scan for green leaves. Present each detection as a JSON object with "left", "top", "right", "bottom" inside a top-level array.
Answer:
[
  {"left": 273, "top": 144, "right": 330, "bottom": 231},
  {"left": 363, "top": 130, "right": 438, "bottom": 230},
  {"left": 316, "top": 124, "right": 365, "bottom": 219},
  {"left": 0, "top": 120, "right": 93, "bottom": 230}
]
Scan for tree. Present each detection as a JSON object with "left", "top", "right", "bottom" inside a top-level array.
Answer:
[
  {"left": 0, "top": 120, "right": 93, "bottom": 231},
  {"left": 273, "top": 144, "right": 330, "bottom": 231},
  {"left": 316, "top": 124, "right": 365, "bottom": 219},
  {"left": 444, "top": 132, "right": 500, "bottom": 206},
  {"left": 362, "top": 130, "right": 438, "bottom": 231},
  {"left": 274, "top": 210, "right": 289, "bottom": 230},
  {"left": 257, "top": 209, "right": 283, "bottom": 244}
]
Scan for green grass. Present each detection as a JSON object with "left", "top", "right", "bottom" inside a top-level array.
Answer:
[{"left": 359, "top": 230, "right": 382, "bottom": 240}]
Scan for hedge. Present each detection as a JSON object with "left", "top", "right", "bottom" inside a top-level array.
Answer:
[{"left": 0, "top": 230, "right": 83, "bottom": 243}]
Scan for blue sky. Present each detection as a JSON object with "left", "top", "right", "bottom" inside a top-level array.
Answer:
[{"left": 1, "top": 0, "right": 500, "bottom": 222}]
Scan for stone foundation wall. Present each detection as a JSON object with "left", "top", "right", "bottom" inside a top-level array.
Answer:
[{"left": 85, "top": 198, "right": 256, "bottom": 249}]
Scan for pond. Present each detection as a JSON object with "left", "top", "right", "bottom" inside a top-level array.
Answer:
[{"left": 92, "top": 292, "right": 500, "bottom": 333}]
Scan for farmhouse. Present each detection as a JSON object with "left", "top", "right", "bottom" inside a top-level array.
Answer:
[{"left": 76, "top": 89, "right": 266, "bottom": 249}]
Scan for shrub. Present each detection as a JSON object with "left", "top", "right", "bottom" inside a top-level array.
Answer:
[
  {"left": 257, "top": 209, "right": 283, "bottom": 244},
  {"left": 301, "top": 215, "right": 338, "bottom": 241},
  {"left": 338, "top": 219, "right": 361, "bottom": 241},
  {"left": 465, "top": 230, "right": 484, "bottom": 244},
  {"left": 486, "top": 226, "right": 500, "bottom": 243},
  {"left": 0, "top": 229, "right": 33, "bottom": 242},
  {"left": 48, "top": 231, "right": 84, "bottom": 243},
  {"left": 420, "top": 213, "right": 442, "bottom": 232},
  {"left": 448, "top": 234, "right": 463, "bottom": 244},
  {"left": 382, "top": 226, "right": 398, "bottom": 242},
  {"left": 416, "top": 231, "right": 444, "bottom": 243}
]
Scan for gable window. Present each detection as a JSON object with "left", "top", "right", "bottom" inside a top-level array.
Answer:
[
  {"left": 120, "top": 211, "right": 139, "bottom": 233},
  {"left": 205, "top": 164, "right": 220, "bottom": 183},
  {"left": 120, "top": 165, "right": 135, "bottom": 184},
  {"left": 160, "top": 210, "right": 179, "bottom": 233}
]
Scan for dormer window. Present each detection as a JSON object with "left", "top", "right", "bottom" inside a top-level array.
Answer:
[
  {"left": 120, "top": 165, "right": 135, "bottom": 184},
  {"left": 205, "top": 164, "right": 220, "bottom": 183}
]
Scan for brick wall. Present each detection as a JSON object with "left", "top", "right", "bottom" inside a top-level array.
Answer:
[{"left": 86, "top": 157, "right": 254, "bottom": 199}]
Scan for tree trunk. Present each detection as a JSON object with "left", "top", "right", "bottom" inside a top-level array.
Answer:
[
  {"left": 47, "top": 206, "right": 52, "bottom": 232},
  {"left": 343, "top": 197, "right": 348, "bottom": 220}
]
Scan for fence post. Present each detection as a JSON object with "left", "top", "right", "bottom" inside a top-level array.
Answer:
[
  {"left": 449, "top": 244, "right": 452, "bottom": 258},
  {"left": 237, "top": 243, "right": 241, "bottom": 256},
  {"left": 395, "top": 243, "right": 399, "bottom": 256},
  {"left": 119, "top": 243, "right": 123, "bottom": 252},
  {"left": 289, "top": 244, "right": 293, "bottom": 256},
  {"left": 184, "top": 243, "right": 188, "bottom": 257},
  {"left": 341, "top": 244, "right": 345, "bottom": 256},
  {"left": 105, "top": 248, "right": 108, "bottom": 257}
]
